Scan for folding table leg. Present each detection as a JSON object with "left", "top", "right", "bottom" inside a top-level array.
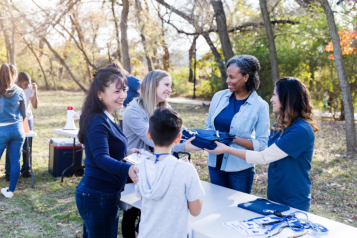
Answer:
[
  {"left": 29, "top": 138, "right": 34, "bottom": 188},
  {"left": 61, "top": 138, "right": 76, "bottom": 183}
]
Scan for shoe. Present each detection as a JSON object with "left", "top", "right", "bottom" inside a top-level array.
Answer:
[
  {"left": 1, "top": 187, "right": 13, "bottom": 198},
  {"left": 5, "top": 175, "right": 10, "bottom": 182}
]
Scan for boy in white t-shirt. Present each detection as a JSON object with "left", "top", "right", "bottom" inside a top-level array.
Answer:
[{"left": 135, "top": 108, "right": 205, "bottom": 238}]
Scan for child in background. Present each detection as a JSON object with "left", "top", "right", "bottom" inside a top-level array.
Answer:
[
  {"left": 135, "top": 108, "right": 205, "bottom": 238},
  {"left": 5, "top": 71, "right": 38, "bottom": 180}
]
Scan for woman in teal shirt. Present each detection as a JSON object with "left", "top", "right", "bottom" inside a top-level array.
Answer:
[
  {"left": 206, "top": 77, "right": 318, "bottom": 211},
  {"left": 205, "top": 55, "right": 270, "bottom": 193}
]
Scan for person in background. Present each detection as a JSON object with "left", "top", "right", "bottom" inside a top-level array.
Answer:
[
  {"left": 105, "top": 60, "right": 141, "bottom": 107},
  {"left": 204, "top": 55, "right": 270, "bottom": 194},
  {"left": 0, "top": 63, "right": 27, "bottom": 198},
  {"left": 206, "top": 77, "right": 318, "bottom": 212},
  {"left": 76, "top": 67, "right": 140, "bottom": 237},
  {"left": 135, "top": 108, "right": 204, "bottom": 238},
  {"left": 5, "top": 71, "right": 38, "bottom": 180}
]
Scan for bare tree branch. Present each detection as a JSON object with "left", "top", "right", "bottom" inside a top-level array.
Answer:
[
  {"left": 22, "top": 38, "right": 50, "bottom": 90},
  {"left": 162, "top": 18, "right": 300, "bottom": 36}
]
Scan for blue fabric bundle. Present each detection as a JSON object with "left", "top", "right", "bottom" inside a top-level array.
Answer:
[{"left": 181, "top": 128, "right": 235, "bottom": 150}]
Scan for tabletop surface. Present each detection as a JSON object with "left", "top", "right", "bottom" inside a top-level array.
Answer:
[
  {"left": 53, "top": 129, "right": 79, "bottom": 138},
  {"left": 25, "top": 131, "right": 37, "bottom": 137},
  {"left": 120, "top": 181, "right": 357, "bottom": 238}
]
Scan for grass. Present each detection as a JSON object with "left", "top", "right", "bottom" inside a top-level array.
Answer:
[{"left": 0, "top": 90, "right": 356, "bottom": 238}]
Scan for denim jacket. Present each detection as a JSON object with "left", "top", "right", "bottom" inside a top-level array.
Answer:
[
  {"left": 205, "top": 90, "right": 270, "bottom": 172},
  {"left": 0, "top": 85, "right": 26, "bottom": 123}
]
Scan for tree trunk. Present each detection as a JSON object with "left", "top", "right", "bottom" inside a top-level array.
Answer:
[
  {"left": 189, "top": 36, "right": 198, "bottom": 83},
  {"left": 0, "top": 16, "right": 12, "bottom": 64},
  {"left": 320, "top": 0, "right": 356, "bottom": 153},
  {"left": 135, "top": 0, "right": 152, "bottom": 72},
  {"left": 260, "top": 0, "right": 280, "bottom": 85},
  {"left": 10, "top": 20, "right": 15, "bottom": 65},
  {"left": 58, "top": 67, "right": 63, "bottom": 82},
  {"left": 48, "top": 54, "right": 57, "bottom": 91},
  {"left": 42, "top": 37, "right": 88, "bottom": 93},
  {"left": 111, "top": 0, "right": 122, "bottom": 62},
  {"left": 23, "top": 39, "right": 49, "bottom": 90},
  {"left": 340, "top": 98, "right": 345, "bottom": 121},
  {"left": 210, "top": 0, "right": 234, "bottom": 63},
  {"left": 120, "top": 0, "right": 131, "bottom": 73},
  {"left": 107, "top": 43, "right": 112, "bottom": 63},
  {"left": 163, "top": 45, "right": 169, "bottom": 71}
]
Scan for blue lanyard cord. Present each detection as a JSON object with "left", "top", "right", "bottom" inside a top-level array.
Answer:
[
  {"left": 152, "top": 153, "right": 172, "bottom": 163},
  {"left": 263, "top": 211, "right": 328, "bottom": 234}
]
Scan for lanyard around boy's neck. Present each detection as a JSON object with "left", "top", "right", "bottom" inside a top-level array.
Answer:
[{"left": 152, "top": 153, "right": 172, "bottom": 164}]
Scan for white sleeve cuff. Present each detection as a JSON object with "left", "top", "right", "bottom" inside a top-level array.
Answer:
[{"left": 246, "top": 144, "right": 288, "bottom": 165}]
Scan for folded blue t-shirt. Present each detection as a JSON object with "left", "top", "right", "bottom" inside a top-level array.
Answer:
[{"left": 181, "top": 128, "right": 235, "bottom": 150}]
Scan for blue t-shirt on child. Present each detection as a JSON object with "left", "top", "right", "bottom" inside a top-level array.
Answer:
[{"left": 267, "top": 118, "right": 315, "bottom": 212}]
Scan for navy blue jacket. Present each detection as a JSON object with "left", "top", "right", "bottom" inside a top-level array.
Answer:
[
  {"left": 124, "top": 76, "right": 141, "bottom": 107},
  {"left": 82, "top": 113, "right": 131, "bottom": 194}
]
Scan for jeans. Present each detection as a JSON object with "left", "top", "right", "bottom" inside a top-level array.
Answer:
[
  {"left": 5, "top": 119, "right": 33, "bottom": 175},
  {"left": 208, "top": 155, "right": 255, "bottom": 193},
  {"left": 75, "top": 180, "right": 121, "bottom": 238},
  {"left": 0, "top": 122, "right": 25, "bottom": 192}
]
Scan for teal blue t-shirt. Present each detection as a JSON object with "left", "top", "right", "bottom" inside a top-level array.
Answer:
[{"left": 267, "top": 118, "right": 315, "bottom": 211}]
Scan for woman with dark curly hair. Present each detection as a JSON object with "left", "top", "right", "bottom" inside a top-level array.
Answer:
[
  {"left": 206, "top": 77, "right": 318, "bottom": 211},
  {"left": 204, "top": 55, "right": 270, "bottom": 193}
]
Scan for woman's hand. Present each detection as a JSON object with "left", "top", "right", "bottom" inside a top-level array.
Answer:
[
  {"left": 126, "top": 148, "right": 141, "bottom": 157},
  {"left": 204, "top": 141, "right": 229, "bottom": 155},
  {"left": 129, "top": 165, "right": 139, "bottom": 184},
  {"left": 184, "top": 137, "right": 201, "bottom": 152}
]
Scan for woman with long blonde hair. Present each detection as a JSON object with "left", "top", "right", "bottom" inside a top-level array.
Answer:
[
  {"left": 206, "top": 77, "right": 318, "bottom": 212},
  {"left": 122, "top": 70, "right": 197, "bottom": 238},
  {"left": 123, "top": 70, "right": 196, "bottom": 151}
]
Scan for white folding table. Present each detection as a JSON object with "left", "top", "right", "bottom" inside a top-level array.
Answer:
[
  {"left": 120, "top": 181, "right": 357, "bottom": 238},
  {"left": 52, "top": 129, "right": 84, "bottom": 182}
]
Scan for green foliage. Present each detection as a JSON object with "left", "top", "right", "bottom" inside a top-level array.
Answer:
[{"left": 170, "top": 66, "right": 192, "bottom": 95}]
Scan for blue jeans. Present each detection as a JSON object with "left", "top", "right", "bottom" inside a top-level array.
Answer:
[
  {"left": 208, "top": 156, "right": 255, "bottom": 193},
  {"left": 0, "top": 122, "right": 25, "bottom": 192},
  {"left": 75, "top": 180, "right": 121, "bottom": 238},
  {"left": 5, "top": 119, "right": 33, "bottom": 175}
]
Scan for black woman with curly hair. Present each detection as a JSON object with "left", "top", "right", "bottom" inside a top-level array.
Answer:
[
  {"left": 206, "top": 77, "right": 318, "bottom": 212},
  {"left": 204, "top": 55, "right": 270, "bottom": 194}
]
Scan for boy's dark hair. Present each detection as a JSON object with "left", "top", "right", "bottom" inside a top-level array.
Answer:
[
  {"left": 149, "top": 108, "right": 183, "bottom": 147},
  {"left": 18, "top": 72, "right": 31, "bottom": 83}
]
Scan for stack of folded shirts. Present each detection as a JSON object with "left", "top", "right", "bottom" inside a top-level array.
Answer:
[{"left": 181, "top": 128, "right": 236, "bottom": 150}]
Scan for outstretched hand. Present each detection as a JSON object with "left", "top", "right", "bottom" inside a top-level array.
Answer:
[
  {"left": 184, "top": 136, "right": 201, "bottom": 152},
  {"left": 204, "top": 141, "right": 229, "bottom": 155},
  {"left": 129, "top": 165, "right": 139, "bottom": 184}
]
